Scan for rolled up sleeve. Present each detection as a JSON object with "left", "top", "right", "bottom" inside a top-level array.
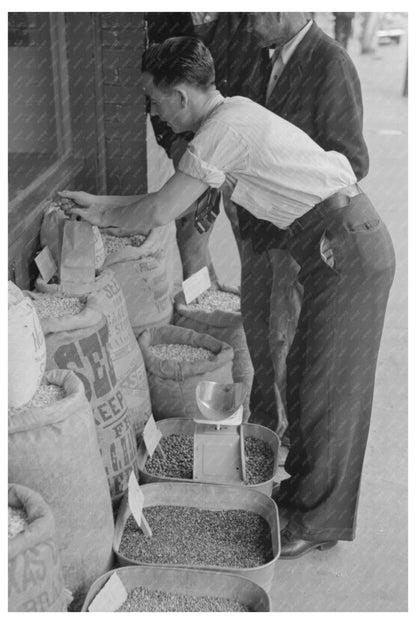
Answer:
[{"left": 178, "top": 119, "right": 249, "bottom": 188}]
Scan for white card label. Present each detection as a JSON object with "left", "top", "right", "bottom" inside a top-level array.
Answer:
[
  {"left": 182, "top": 266, "right": 211, "bottom": 304},
  {"left": 128, "top": 471, "right": 144, "bottom": 528},
  {"left": 34, "top": 247, "right": 57, "bottom": 283},
  {"left": 143, "top": 415, "right": 162, "bottom": 458},
  {"left": 88, "top": 572, "right": 127, "bottom": 612}
]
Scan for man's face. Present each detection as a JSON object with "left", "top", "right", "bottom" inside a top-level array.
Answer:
[
  {"left": 143, "top": 72, "right": 190, "bottom": 133},
  {"left": 247, "top": 13, "right": 288, "bottom": 48}
]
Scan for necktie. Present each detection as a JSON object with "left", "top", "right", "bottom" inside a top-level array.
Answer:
[{"left": 266, "top": 48, "right": 285, "bottom": 104}]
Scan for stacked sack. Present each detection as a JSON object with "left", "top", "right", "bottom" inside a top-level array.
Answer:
[
  {"left": 174, "top": 284, "right": 253, "bottom": 421},
  {"left": 35, "top": 269, "right": 153, "bottom": 437},
  {"left": 8, "top": 368, "right": 114, "bottom": 607},
  {"left": 8, "top": 281, "right": 46, "bottom": 409},
  {"left": 25, "top": 289, "right": 139, "bottom": 502},
  {"left": 100, "top": 227, "right": 174, "bottom": 335},
  {"left": 138, "top": 324, "right": 234, "bottom": 420},
  {"left": 8, "top": 483, "right": 69, "bottom": 612}
]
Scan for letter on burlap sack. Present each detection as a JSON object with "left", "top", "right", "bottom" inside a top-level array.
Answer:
[
  {"left": 42, "top": 313, "right": 139, "bottom": 501},
  {"left": 8, "top": 370, "right": 114, "bottom": 603},
  {"left": 139, "top": 324, "right": 234, "bottom": 420},
  {"left": 36, "top": 270, "right": 153, "bottom": 437},
  {"left": 8, "top": 483, "right": 68, "bottom": 612}
]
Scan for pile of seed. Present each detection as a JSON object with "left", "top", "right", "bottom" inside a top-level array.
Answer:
[
  {"left": 145, "top": 434, "right": 194, "bottom": 479},
  {"left": 148, "top": 343, "right": 212, "bottom": 363},
  {"left": 144, "top": 434, "right": 274, "bottom": 485},
  {"left": 32, "top": 295, "right": 85, "bottom": 320},
  {"left": 9, "top": 383, "right": 66, "bottom": 416},
  {"left": 119, "top": 506, "right": 273, "bottom": 568},
  {"left": 188, "top": 288, "right": 240, "bottom": 313},
  {"left": 244, "top": 437, "right": 275, "bottom": 484},
  {"left": 8, "top": 506, "right": 28, "bottom": 539},
  {"left": 51, "top": 197, "right": 78, "bottom": 211},
  {"left": 101, "top": 233, "right": 147, "bottom": 256},
  {"left": 117, "top": 587, "right": 249, "bottom": 612}
]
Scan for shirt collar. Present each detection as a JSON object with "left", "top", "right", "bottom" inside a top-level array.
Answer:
[
  {"left": 199, "top": 90, "right": 225, "bottom": 126},
  {"left": 272, "top": 19, "right": 313, "bottom": 66}
]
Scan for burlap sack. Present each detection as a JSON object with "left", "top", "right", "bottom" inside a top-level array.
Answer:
[
  {"left": 8, "top": 370, "right": 114, "bottom": 602},
  {"left": 36, "top": 270, "right": 153, "bottom": 436},
  {"left": 42, "top": 313, "right": 139, "bottom": 500},
  {"left": 101, "top": 228, "right": 173, "bottom": 335},
  {"left": 174, "top": 284, "right": 253, "bottom": 421},
  {"left": 8, "top": 281, "right": 46, "bottom": 408},
  {"left": 8, "top": 483, "right": 68, "bottom": 612},
  {"left": 138, "top": 325, "right": 234, "bottom": 420}
]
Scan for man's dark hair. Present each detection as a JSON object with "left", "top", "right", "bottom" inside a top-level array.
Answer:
[{"left": 142, "top": 36, "right": 215, "bottom": 90}]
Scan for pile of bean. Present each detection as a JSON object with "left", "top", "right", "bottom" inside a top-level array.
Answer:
[
  {"left": 8, "top": 506, "right": 28, "bottom": 539},
  {"left": 144, "top": 434, "right": 274, "bottom": 485},
  {"left": 51, "top": 197, "right": 78, "bottom": 212},
  {"left": 9, "top": 383, "right": 66, "bottom": 416},
  {"left": 148, "top": 343, "right": 212, "bottom": 363},
  {"left": 101, "top": 233, "right": 147, "bottom": 256},
  {"left": 32, "top": 295, "right": 85, "bottom": 319},
  {"left": 117, "top": 587, "right": 249, "bottom": 612},
  {"left": 119, "top": 506, "right": 273, "bottom": 568},
  {"left": 188, "top": 288, "right": 240, "bottom": 313}
]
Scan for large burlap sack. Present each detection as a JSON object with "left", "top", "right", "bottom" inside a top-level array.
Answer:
[
  {"left": 40, "top": 201, "right": 105, "bottom": 273},
  {"left": 138, "top": 325, "right": 234, "bottom": 420},
  {"left": 101, "top": 228, "right": 173, "bottom": 335},
  {"left": 8, "top": 483, "right": 68, "bottom": 612},
  {"left": 35, "top": 270, "right": 153, "bottom": 436},
  {"left": 8, "top": 281, "right": 46, "bottom": 408},
  {"left": 41, "top": 312, "right": 139, "bottom": 500},
  {"left": 8, "top": 370, "right": 114, "bottom": 603},
  {"left": 174, "top": 284, "right": 253, "bottom": 421}
]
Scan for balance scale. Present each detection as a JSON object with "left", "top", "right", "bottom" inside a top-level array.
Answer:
[{"left": 193, "top": 381, "right": 248, "bottom": 484}]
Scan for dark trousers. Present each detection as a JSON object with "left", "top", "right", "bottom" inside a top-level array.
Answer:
[
  {"left": 279, "top": 192, "right": 395, "bottom": 540},
  {"left": 241, "top": 193, "right": 395, "bottom": 541}
]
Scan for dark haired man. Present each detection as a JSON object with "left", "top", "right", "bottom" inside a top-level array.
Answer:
[
  {"left": 61, "top": 36, "right": 395, "bottom": 559},
  {"left": 242, "top": 13, "right": 370, "bottom": 443}
]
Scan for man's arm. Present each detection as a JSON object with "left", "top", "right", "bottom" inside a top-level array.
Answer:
[{"left": 67, "top": 172, "right": 209, "bottom": 232}]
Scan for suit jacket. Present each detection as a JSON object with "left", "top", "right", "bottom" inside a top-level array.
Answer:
[{"left": 238, "top": 22, "right": 370, "bottom": 250}]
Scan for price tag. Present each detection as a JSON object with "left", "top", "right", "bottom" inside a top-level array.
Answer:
[
  {"left": 128, "top": 472, "right": 152, "bottom": 537},
  {"left": 143, "top": 415, "right": 163, "bottom": 459},
  {"left": 182, "top": 266, "right": 211, "bottom": 305},
  {"left": 88, "top": 572, "right": 127, "bottom": 612},
  {"left": 34, "top": 247, "right": 57, "bottom": 283}
]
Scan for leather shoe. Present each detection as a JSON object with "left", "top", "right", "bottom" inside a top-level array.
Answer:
[{"left": 279, "top": 527, "right": 338, "bottom": 559}]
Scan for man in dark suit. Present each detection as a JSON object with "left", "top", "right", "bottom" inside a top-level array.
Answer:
[{"left": 240, "top": 13, "right": 369, "bottom": 526}]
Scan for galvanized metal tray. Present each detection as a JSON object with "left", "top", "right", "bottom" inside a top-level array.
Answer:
[
  {"left": 113, "top": 481, "right": 280, "bottom": 592},
  {"left": 138, "top": 418, "right": 280, "bottom": 495},
  {"left": 81, "top": 565, "right": 271, "bottom": 612}
]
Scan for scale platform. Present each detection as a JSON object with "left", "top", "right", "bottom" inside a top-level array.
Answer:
[{"left": 193, "top": 382, "right": 247, "bottom": 484}]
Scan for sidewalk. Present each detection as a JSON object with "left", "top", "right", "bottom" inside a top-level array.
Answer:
[{"left": 209, "top": 20, "right": 408, "bottom": 611}]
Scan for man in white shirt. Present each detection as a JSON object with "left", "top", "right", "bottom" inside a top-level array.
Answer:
[{"left": 62, "top": 37, "right": 395, "bottom": 559}]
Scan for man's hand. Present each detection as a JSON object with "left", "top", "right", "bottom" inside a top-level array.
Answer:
[{"left": 57, "top": 190, "right": 110, "bottom": 227}]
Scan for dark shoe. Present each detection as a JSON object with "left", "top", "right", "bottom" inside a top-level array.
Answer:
[{"left": 279, "top": 528, "right": 338, "bottom": 559}]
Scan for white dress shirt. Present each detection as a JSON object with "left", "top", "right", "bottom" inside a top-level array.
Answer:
[
  {"left": 266, "top": 20, "right": 314, "bottom": 103},
  {"left": 178, "top": 92, "right": 356, "bottom": 229}
]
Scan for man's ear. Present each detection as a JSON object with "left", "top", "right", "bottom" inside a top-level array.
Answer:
[{"left": 175, "top": 87, "right": 189, "bottom": 108}]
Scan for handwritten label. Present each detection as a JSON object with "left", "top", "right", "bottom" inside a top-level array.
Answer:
[
  {"left": 128, "top": 472, "right": 152, "bottom": 536},
  {"left": 182, "top": 266, "right": 211, "bottom": 305},
  {"left": 143, "top": 415, "right": 162, "bottom": 458},
  {"left": 88, "top": 572, "right": 127, "bottom": 612},
  {"left": 34, "top": 247, "right": 57, "bottom": 284}
]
